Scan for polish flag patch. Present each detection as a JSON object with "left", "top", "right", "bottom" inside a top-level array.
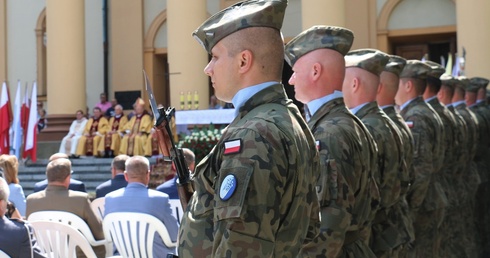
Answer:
[
  {"left": 406, "top": 121, "right": 414, "bottom": 128},
  {"left": 316, "top": 140, "right": 321, "bottom": 151},
  {"left": 224, "top": 139, "right": 242, "bottom": 155}
]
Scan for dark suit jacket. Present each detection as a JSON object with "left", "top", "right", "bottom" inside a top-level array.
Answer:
[
  {"left": 26, "top": 185, "right": 105, "bottom": 258},
  {"left": 105, "top": 183, "right": 179, "bottom": 258},
  {"left": 33, "top": 178, "right": 86, "bottom": 193},
  {"left": 0, "top": 216, "right": 46, "bottom": 258},
  {"left": 95, "top": 174, "right": 128, "bottom": 198},
  {"left": 156, "top": 176, "right": 179, "bottom": 199}
]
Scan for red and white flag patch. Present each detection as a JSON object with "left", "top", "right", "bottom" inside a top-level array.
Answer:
[
  {"left": 316, "top": 140, "right": 321, "bottom": 151},
  {"left": 224, "top": 139, "right": 242, "bottom": 155},
  {"left": 406, "top": 121, "right": 414, "bottom": 128}
]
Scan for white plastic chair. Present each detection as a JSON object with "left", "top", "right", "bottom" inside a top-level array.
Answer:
[
  {"left": 168, "top": 199, "right": 184, "bottom": 224},
  {"left": 103, "top": 212, "right": 177, "bottom": 258},
  {"left": 30, "top": 220, "right": 97, "bottom": 258},
  {"left": 0, "top": 249, "right": 10, "bottom": 258},
  {"left": 28, "top": 211, "right": 112, "bottom": 257},
  {"left": 90, "top": 197, "right": 105, "bottom": 221}
]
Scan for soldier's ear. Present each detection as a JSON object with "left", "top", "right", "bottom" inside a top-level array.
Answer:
[
  {"left": 311, "top": 63, "right": 322, "bottom": 81},
  {"left": 352, "top": 77, "right": 360, "bottom": 93},
  {"left": 238, "top": 49, "right": 253, "bottom": 74}
]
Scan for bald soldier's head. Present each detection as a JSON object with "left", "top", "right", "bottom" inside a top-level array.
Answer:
[
  {"left": 343, "top": 67, "right": 380, "bottom": 109},
  {"left": 288, "top": 49, "right": 345, "bottom": 103},
  {"left": 124, "top": 156, "right": 150, "bottom": 185},
  {"left": 377, "top": 71, "right": 400, "bottom": 106}
]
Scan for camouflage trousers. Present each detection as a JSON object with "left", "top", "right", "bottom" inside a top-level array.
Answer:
[{"left": 408, "top": 208, "right": 445, "bottom": 258}]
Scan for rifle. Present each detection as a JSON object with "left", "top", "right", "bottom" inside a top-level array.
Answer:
[{"left": 144, "top": 71, "right": 194, "bottom": 211}]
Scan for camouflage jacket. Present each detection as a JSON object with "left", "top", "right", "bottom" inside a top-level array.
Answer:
[
  {"left": 300, "top": 97, "right": 379, "bottom": 258},
  {"left": 427, "top": 97, "right": 458, "bottom": 208},
  {"left": 470, "top": 104, "right": 490, "bottom": 181},
  {"left": 447, "top": 105, "right": 470, "bottom": 206},
  {"left": 382, "top": 106, "right": 415, "bottom": 244},
  {"left": 400, "top": 97, "right": 447, "bottom": 212},
  {"left": 178, "top": 84, "right": 320, "bottom": 257},
  {"left": 355, "top": 102, "right": 403, "bottom": 210}
]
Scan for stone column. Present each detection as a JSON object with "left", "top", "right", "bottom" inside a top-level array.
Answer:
[
  {"left": 46, "top": 0, "right": 86, "bottom": 114},
  {"left": 167, "top": 1, "right": 209, "bottom": 110},
  {"left": 456, "top": 0, "right": 490, "bottom": 77},
  {"left": 302, "top": 0, "right": 345, "bottom": 29},
  {"left": 0, "top": 0, "right": 7, "bottom": 82}
]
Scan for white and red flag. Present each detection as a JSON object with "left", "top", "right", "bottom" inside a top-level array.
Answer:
[
  {"left": 0, "top": 82, "right": 11, "bottom": 154},
  {"left": 23, "top": 82, "right": 37, "bottom": 162}
]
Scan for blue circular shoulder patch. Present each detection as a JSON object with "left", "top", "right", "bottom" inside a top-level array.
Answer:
[{"left": 220, "top": 174, "right": 237, "bottom": 201}]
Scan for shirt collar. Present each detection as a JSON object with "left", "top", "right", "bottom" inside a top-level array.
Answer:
[
  {"left": 452, "top": 100, "right": 466, "bottom": 107},
  {"left": 424, "top": 95, "right": 438, "bottom": 103},
  {"left": 400, "top": 97, "right": 418, "bottom": 111},
  {"left": 306, "top": 90, "right": 343, "bottom": 117},
  {"left": 380, "top": 104, "right": 394, "bottom": 109},
  {"left": 477, "top": 99, "right": 485, "bottom": 104},
  {"left": 349, "top": 102, "right": 370, "bottom": 115},
  {"left": 231, "top": 81, "right": 277, "bottom": 117}
]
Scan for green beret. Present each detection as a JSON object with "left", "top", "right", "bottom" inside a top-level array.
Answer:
[
  {"left": 455, "top": 76, "right": 470, "bottom": 90},
  {"left": 399, "top": 60, "right": 431, "bottom": 80},
  {"left": 284, "top": 25, "right": 354, "bottom": 67},
  {"left": 424, "top": 60, "right": 446, "bottom": 78},
  {"left": 383, "top": 55, "right": 407, "bottom": 77},
  {"left": 192, "top": 0, "right": 288, "bottom": 54},
  {"left": 469, "top": 77, "right": 489, "bottom": 92},
  {"left": 440, "top": 74, "right": 457, "bottom": 88},
  {"left": 345, "top": 49, "right": 390, "bottom": 76}
]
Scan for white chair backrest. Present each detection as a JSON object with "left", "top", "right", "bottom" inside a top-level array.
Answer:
[
  {"left": 103, "top": 212, "right": 177, "bottom": 258},
  {"left": 28, "top": 211, "right": 112, "bottom": 256},
  {"left": 168, "top": 199, "right": 183, "bottom": 224},
  {"left": 30, "top": 220, "right": 97, "bottom": 258},
  {"left": 90, "top": 197, "right": 105, "bottom": 221},
  {"left": 0, "top": 249, "right": 10, "bottom": 258}
]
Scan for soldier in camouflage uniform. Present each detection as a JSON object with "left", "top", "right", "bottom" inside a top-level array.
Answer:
[
  {"left": 467, "top": 77, "right": 490, "bottom": 255},
  {"left": 178, "top": 1, "right": 321, "bottom": 257},
  {"left": 284, "top": 26, "right": 380, "bottom": 258},
  {"left": 470, "top": 77, "right": 490, "bottom": 255},
  {"left": 342, "top": 49, "right": 405, "bottom": 258},
  {"left": 451, "top": 76, "right": 481, "bottom": 257},
  {"left": 438, "top": 75, "right": 471, "bottom": 258},
  {"left": 377, "top": 55, "right": 415, "bottom": 258},
  {"left": 394, "top": 60, "right": 447, "bottom": 258},
  {"left": 422, "top": 61, "right": 459, "bottom": 258}
]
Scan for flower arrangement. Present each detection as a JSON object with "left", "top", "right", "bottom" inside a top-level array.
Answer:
[{"left": 178, "top": 124, "right": 223, "bottom": 164}]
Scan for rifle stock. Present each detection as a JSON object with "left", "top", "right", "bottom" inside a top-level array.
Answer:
[{"left": 153, "top": 107, "right": 194, "bottom": 211}]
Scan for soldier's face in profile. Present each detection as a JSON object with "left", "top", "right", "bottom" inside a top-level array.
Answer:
[
  {"left": 289, "top": 57, "right": 313, "bottom": 104},
  {"left": 204, "top": 40, "right": 238, "bottom": 103}
]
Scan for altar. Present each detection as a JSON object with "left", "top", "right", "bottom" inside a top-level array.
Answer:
[{"left": 175, "top": 109, "right": 236, "bottom": 133}]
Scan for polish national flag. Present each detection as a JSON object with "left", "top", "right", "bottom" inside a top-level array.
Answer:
[
  {"left": 0, "top": 82, "right": 11, "bottom": 154},
  {"left": 23, "top": 82, "right": 37, "bottom": 162}
]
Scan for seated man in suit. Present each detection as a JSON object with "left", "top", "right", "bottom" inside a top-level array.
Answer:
[
  {"left": 105, "top": 156, "right": 178, "bottom": 258},
  {"left": 156, "top": 148, "right": 196, "bottom": 199},
  {"left": 33, "top": 153, "right": 86, "bottom": 193},
  {"left": 26, "top": 158, "right": 105, "bottom": 258},
  {"left": 95, "top": 154, "right": 129, "bottom": 198},
  {"left": 0, "top": 177, "right": 46, "bottom": 257}
]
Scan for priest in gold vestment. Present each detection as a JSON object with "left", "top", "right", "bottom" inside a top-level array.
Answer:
[
  {"left": 98, "top": 104, "right": 127, "bottom": 157},
  {"left": 75, "top": 107, "right": 109, "bottom": 157},
  {"left": 119, "top": 99, "right": 152, "bottom": 156}
]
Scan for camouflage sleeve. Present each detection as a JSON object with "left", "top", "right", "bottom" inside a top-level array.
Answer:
[
  {"left": 212, "top": 127, "right": 308, "bottom": 257},
  {"left": 405, "top": 115, "right": 434, "bottom": 213}
]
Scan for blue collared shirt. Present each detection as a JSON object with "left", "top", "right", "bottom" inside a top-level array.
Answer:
[
  {"left": 452, "top": 100, "right": 466, "bottom": 107},
  {"left": 350, "top": 102, "right": 370, "bottom": 115},
  {"left": 231, "top": 81, "right": 278, "bottom": 117},
  {"left": 400, "top": 97, "right": 418, "bottom": 111},
  {"left": 477, "top": 99, "right": 484, "bottom": 104},
  {"left": 380, "top": 104, "right": 394, "bottom": 109},
  {"left": 306, "top": 90, "right": 343, "bottom": 117},
  {"left": 424, "top": 95, "right": 438, "bottom": 103}
]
